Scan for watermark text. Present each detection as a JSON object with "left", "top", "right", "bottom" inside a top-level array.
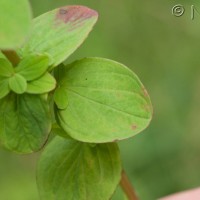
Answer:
[{"left": 172, "top": 4, "right": 200, "bottom": 20}]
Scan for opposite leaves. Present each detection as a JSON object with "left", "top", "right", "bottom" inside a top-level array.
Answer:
[
  {"left": 37, "top": 136, "right": 121, "bottom": 200},
  {"left": 0, "top": 54, "right": 56, "bottom": 98},
  {"left": 55, "top": 57, "right": 153, "bottom": 143},
  {"left": 15, "top": 54, "right": 50, "bottom": 81}
]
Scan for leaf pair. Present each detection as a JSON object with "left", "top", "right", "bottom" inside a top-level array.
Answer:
[
  {"left": 39, "top": 57, "right": 152, "bottom": 200},
  {"left": 15, "top": 54, "right": 56, "bottom": 94},
  {"left": 0, "top": 54, "right": 56, "bottom": 98},
  {"left": 39, "top": 52, "right": 153, "bottom": 200}
]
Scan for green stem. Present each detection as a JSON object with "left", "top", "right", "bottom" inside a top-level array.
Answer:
[
  {"left": 2, "top": 50, "right": 20, "bottom": 66},
  {"left": 120, "top": 170, "right": 139, "bottom": 200}
]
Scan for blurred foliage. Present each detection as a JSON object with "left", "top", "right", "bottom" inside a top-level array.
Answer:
[{"left": 1, "top": 0, "right": 200, "bottom": 199}]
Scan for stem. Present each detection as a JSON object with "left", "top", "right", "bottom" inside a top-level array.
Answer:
[
  {"left": 2, "top": 50, "right": 20, "bottom": 66},
  {"left": 120, "top": 170, "right": 139, "bottom": 200}
]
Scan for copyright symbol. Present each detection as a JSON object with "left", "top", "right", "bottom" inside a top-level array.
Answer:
[{"left": 172, "top": 4, "right": 185, "bottom": 17}]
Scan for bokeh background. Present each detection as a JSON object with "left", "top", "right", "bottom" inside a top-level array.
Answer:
[{"left": 1, "top": 0, "right": 200, "bottom": 199}]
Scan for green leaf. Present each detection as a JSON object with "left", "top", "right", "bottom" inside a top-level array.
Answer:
[
  {"left": 54, "top": 87, "right": 68, "bottom": 109},
  {"left": 55, "top": 58, "right": 153, "bottom": 143},
  {"left": 0, "top": 58, "right": 14, "bottom": 77},
  {"left": 19, "top": 6, "right": 98, "bottom": 67},
  {"left": 16, "top": 54, "right": 50, "bottom": 81},
  {"left": 9, "top": 73, "right": 27, "bottom": 94},
  {"left": 37, "top": 136, "right": 121, "bottom": 200},
  {"left": 0, "top": 93, "right": 51, "bottom": 153},
  {"left": 0, "top": 0, "right": 32, "bottom": 49},
  {"left": 26, "top": 73, "right": 56, "bottom": 94},
  {"left": 0, "top": 77, "right": 10, "bottom": 99}
]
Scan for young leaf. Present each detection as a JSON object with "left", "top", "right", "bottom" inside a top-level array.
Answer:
[
  {"left": 0, "top": 77, "right": 10, "bottom": 99},
  {"left": 15, "top": 54, "right": 50, "bottom": 81},
  {"left": 0, "top": 0, "right": 32, "bottom": 49},
  {"left": 0, "top": 58, "right": 14, "bottom": 77},
  {"left": 9, "top": 73, "right": 27, "bottom": 94},
  {"left": 54, "top": 87, "right": 68, "bottom": 109},
  {"left": 53, "top": 63, "right": 68, "bottom": 109},
  {"left": 19, "top": 6, "right": 98, "bottom": 67},
  {"left": 0, "top": 93, "right": 51, "bottom": 153},
  {"left": 37, "top": 136, "right": 121, "bottom": 200},
  {"left": 26, "top": 73, "right": 56, "bottom": 94},
  {"left": 55, "top": 58, "right": 153, "bottom": 143}
]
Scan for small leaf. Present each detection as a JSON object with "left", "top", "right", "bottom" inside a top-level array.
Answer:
[
  {"left": 0, "top": 93, "right": 51, "bottom": 153},
  {"left": 0, "top": 0, "right": 32, "bottom": 49},
  {"left": 54, "top": 63, "right": 68, "bottom": 109},
  {"left": 16, "top": 54, "right": 50, "bottom": 81},
  {"left": 0, "top": 77, "right": 10, "bottom": 99},
  {"left": 0, "top": 58, "right": 14, "bottom": 77},
  {"left": 55, "top": 58, "right": 153, "bottom": 143},
  {"left": 9, "top": 73, "right": 27, "bottom": 94},
  {"left": 37, "top": 136, "right": 121, "bottom": 200},
  {"left": 19, "top": 6, "right": 98, "bottom": 67},
  {"left": 54, "top": 87, "right": 68, "bottom": 109},
  {"left": 26, "top": 73, "right": 56, "bottom": 94}
]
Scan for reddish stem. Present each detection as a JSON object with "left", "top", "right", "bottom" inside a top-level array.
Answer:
[
  {"left": 2, "top": 50, "right": 20, "bottom": 66},
  {"left": 120, "top": 170, "right": 139, "bottom": 200}
]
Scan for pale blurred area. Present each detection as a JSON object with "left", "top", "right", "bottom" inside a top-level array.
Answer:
[
  {"left": 1, "top": 0, "right": 200, "bottom": 199},
  {"left": 160, "top": 187, "right": 200, "bottom": 200}
]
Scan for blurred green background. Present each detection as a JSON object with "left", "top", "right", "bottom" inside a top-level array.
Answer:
[{"left": 1, "top": 0, "right": 200, "bottom": 199}]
